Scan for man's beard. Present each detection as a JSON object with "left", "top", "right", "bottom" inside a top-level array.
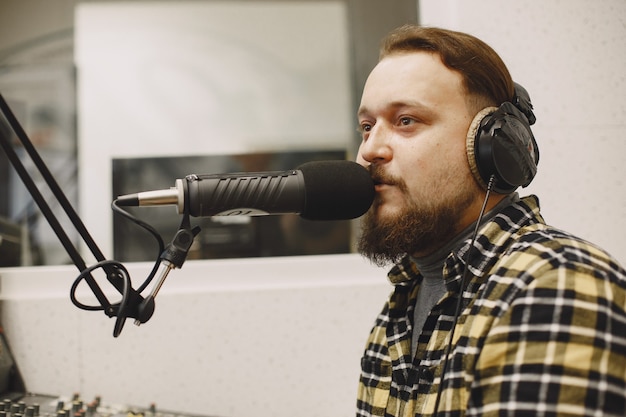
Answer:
[{"left": 357, "top": 168, "right": 476, "bottom": 267}]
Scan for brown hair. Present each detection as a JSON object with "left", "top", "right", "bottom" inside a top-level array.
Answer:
[{"left": 380, "top": 25, "right": 515, "bottom": 113}]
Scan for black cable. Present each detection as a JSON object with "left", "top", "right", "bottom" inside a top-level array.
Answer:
[
  {"left": 69, "top": 202, "right": 166, "bottom": 337},
  {"left": 432, "top": 175, "right": 496, "bottom": 416},
  {"left": 110, "top": 199, "right": 165, "bottom": 293},
  {"left": 69, "top": 201, "right": 165, "bottom": 305},
  {"left": 70, "top": 260, "right": 129, "bottom": 311}
]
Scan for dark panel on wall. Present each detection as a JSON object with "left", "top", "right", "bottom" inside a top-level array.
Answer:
[{"left": 346, "top": 0, "right": 418, "bottom": 154}]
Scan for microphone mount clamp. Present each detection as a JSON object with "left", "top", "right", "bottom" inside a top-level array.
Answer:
[{"left": 133, "top": 213, "right": 201, "bottom": 326}]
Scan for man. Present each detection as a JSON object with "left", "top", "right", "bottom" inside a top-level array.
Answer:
[{"left": 355, "top": 25, "right": 626, "bottom": 417}]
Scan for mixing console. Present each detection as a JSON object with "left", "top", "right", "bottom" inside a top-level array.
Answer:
[{"left": 0, "top": 393, "right": 215, "bottom": 417}]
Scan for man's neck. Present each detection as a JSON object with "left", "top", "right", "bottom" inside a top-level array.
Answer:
[{"left": 412, "top": 192, "right": 518, "bottom": 262}]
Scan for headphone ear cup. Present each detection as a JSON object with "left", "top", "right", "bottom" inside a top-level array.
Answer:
[
  {"left": 467, "top": 103, "right": 539, "bottom": 193},
  {"left": 466, "top": 107, "right": 498, "bottom": 190}
]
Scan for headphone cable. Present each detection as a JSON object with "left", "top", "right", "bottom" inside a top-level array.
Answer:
[{"left": 432, "top": 174, "right": 496, "bottom": 415}]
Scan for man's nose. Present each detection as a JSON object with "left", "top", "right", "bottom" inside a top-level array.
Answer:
[{"left": 358, "top": 124, "right": 392, "bottom": 165}]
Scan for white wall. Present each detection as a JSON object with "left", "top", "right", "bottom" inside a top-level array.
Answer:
[
  {"left": 420, "top": 0, "right": 626, "bottom": 264},
  {"left": 0, "top": 255, "right": 387, "bottom": 416},
  {"left": 1, "top": 1, "right": 625, "bottom": 417}
]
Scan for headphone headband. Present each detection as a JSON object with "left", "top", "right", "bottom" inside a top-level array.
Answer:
[{"left": 512, "top": 82, "right": 536, "bottom": 125}]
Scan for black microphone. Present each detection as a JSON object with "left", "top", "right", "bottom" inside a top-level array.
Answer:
[{"left": 115, "top": 160, "right": 375, "bottom": 220}]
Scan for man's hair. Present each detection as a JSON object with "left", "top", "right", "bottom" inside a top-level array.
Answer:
[{"left": 380, "top": 25, "right": 515, "bottom": 113}]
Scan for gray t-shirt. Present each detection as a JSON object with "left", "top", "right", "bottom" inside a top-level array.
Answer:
[{"left": 410, "top": 193, "right": 518, "bottom": 356}]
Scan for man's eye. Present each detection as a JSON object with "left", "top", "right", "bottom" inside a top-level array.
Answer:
[
  {"left": 399, "top": 117, "right": 415, "bottom": 126},
  {"left": 359, "top": 123, "right": 372, "bottom": 133}
]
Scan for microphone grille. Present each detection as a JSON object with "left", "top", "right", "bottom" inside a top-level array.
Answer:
[{"left": 297, "top": 160, "right": 374, "bottom": 220}]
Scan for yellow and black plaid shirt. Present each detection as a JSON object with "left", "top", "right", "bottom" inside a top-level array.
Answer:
[{"left": 357, "top": 195, "right": 626, "bottom": 417}]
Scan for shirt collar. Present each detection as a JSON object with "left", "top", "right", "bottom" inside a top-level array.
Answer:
[{"left": 387, "top": 195, "right": 544, "bottom": 289}]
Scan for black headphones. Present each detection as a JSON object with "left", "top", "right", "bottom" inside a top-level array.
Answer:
[{"left": 466, "top": 83, "right": 539, "bottom": 194}]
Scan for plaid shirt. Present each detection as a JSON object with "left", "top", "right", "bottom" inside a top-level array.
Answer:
[{"left": 357, "top": 195, "right": 626, "bottom": 417}]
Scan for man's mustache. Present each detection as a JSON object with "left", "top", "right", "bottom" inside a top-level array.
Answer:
[{"left": 368, "top": 164, "right": 404, "bottom": 189}]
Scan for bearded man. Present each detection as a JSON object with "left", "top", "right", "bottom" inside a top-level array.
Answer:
[{"left": 354, "top": 25, "right": 626, "bottom": 417}]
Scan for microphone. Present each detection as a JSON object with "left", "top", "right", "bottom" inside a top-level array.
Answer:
[{"left": 115, "top": 160, "right": 375, "bottom": 220}]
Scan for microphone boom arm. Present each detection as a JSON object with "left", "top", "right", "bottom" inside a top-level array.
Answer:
[{"left": 0, "top": 92, "right": 183, "bottom": 337}]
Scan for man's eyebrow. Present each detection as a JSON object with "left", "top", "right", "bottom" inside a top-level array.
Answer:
[
  {"left": 358, "top": 100, "right": 435, "bottom": 119},
  {"left": 357, "top": 106, "right": 371, "bottom": 118}
]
